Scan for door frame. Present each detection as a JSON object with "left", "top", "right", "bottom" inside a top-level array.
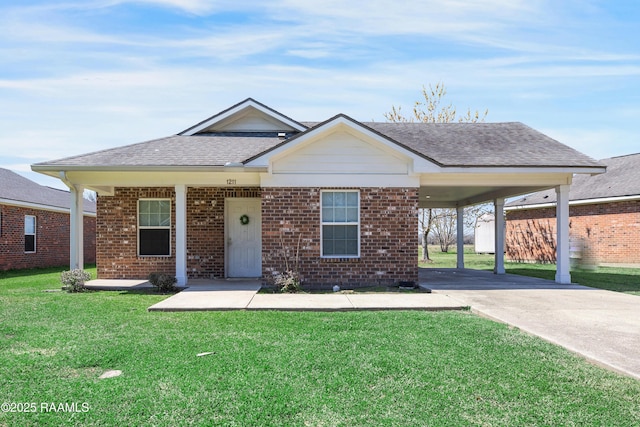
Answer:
[{"left": 224, "top": 197, "right": 262, "bottom": 278}]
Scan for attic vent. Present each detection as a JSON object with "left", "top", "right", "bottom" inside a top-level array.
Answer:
[{"left": 277, "top": 132, "right": 286, "bottom": 139}]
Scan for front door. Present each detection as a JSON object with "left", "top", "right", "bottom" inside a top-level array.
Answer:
[{"left": 226, "top": 198, "right": 262, "bottom": 277}]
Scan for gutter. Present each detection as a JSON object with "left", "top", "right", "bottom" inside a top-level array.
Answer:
[
  {"left": 0, "top": 198, "right": 96, "bottom": 217},
  {"left": 505, "top": 194, "right": 640, "bottom": 211}
]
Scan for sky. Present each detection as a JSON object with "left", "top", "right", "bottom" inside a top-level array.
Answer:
[{"left": 1, "top": 0, "right": 639, "bottom": 190}]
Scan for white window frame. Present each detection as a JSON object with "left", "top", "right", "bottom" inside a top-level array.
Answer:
[
  {"left": 24, "top": 215, "right": 36, "bottom": 253},
  {"left": 137, "top": 199, "right": 172, "bottom": 257},
  {"left": 320, "top": 190, "right": 360, "bottom": 258}
]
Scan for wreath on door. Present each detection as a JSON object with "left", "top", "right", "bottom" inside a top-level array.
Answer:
[{"left": 239, "top": 214, "right": 250, "bottom": 225}]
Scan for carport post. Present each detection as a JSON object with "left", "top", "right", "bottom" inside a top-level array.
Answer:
[
  {"left": 493, "top": 198, "right": 505, "bottom": 274},
  {"left": 555, "top": 185, "right": 571, "bottom": 284},
  {"left": 456, "top": 206, "right": 464, "bottom": 268},
  {"left": 175, "top": 185, "right": 187, "bottom": 286},
  {"left": 69, "top": 185, "right": 84, "bottom": 270}
]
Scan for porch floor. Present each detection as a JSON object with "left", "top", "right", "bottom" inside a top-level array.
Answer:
[{"left": 87, "top": 269, "right": 570, "bottom": 312}]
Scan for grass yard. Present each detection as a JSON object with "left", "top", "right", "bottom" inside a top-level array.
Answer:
[
  {"left": 420, "top": 245, "right": 640, "bottom": 296},
  {"left": 1, "top": 267, "right": 640, "bottom": 426}
]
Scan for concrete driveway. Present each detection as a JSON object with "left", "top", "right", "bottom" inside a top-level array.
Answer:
[{"left": 422, "top": 268, "right": 640, "bottom": 380}]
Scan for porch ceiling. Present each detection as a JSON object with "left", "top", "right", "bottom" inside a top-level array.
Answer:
[{"left": 419, "top": 184, "right": 553, "bottom": 208}]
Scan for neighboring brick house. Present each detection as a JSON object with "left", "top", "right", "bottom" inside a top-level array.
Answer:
[
  {"left": 505, "top": 153, "right": 640, "bottom": 266},
  {"left": 32, "top": 98, "right": 603, "bottom": 286},
  {"left": 0, "top": 168, "right": 96, "bottom": 271}
]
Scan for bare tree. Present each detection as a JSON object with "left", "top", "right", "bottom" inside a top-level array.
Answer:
[{"left": 385, "top": 83, "right": 488, "bottom": 260}]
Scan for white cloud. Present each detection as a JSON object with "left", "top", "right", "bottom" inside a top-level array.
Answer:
[{"left": 0, "top": 0, "right": 638, "bottom": 174}]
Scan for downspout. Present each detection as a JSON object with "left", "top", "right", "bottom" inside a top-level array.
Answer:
[{"left": 60, "top": 172, "right": 84, "bottom": 270}]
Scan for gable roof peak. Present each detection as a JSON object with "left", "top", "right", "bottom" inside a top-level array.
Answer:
[{"left": 179, "top": 98, "right": 307, "bottom": 136}]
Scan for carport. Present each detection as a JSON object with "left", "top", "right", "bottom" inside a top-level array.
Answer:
[{"left": 418, "top": 167, "right": 599, "bottom": 284}]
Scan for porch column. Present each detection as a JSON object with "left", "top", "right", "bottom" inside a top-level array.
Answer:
[
  {"left": 175, "top": 185, "right": 187, "bottom": 286},
  {"left": 493, "top": 198, "right": 505, "bottom": 274},
  {"left": 69, "top": 185, "right": 84, "bottom": 270},
  {"left": 456, "top": 206, "right": 464, "bottom": 269},
  {"left": 555, "top": 185, "right": 571, "bottom": 284}
]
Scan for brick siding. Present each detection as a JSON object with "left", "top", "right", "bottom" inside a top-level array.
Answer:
[
  {"left": 97, "top": 188, "right": 176, "bottom": 279},
  {"left": 0, "top": 204, "right": 96, "bottom": 271},
  {"left": 262, "top": 187, "right": 419, "bottom": 287},
  {"left": 96, "top": 186, "right": 419, "bottom": 285},
  {"left": 96, "top": 187, "right": 261, "bottom": 280},
  {"left": 506, "top": 200, "right": 640, "bottom": 264}
]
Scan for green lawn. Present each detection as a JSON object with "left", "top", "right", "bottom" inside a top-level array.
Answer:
[
  {"left": 420, "top": 245, "right": 640, "bottom": 296},
  {"left": 1, "top": 267, "right": 640, "bottom": 426}
]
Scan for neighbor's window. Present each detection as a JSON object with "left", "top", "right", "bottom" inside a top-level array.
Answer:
[
  {"left": 138, "top": 199, "right": 171, "bottom": 256},
  {"left": 321, "top": 190, "right": 359, "bottom": 257},
  {"left": 25, "top": 215, "right": 36, "bottom": 253}
]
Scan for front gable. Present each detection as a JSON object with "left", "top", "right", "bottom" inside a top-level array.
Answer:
[
  {"left": 180, "top": 98, "right": 307, "bottom": 135},
  {"left": 246, "top": 115, "right": 440, "bottom": 187},
  {"left": 271, "top": 127, "right": 409, "bottom": 175}
]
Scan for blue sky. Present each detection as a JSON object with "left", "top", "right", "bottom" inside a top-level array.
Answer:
[{"left": 1, "top": 0, "right": 639, "bottom": 189}]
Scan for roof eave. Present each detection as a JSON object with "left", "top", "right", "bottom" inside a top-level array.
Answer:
[
  {"left": 435, "top": 165, "right": 606, "bottom": 174},
  {"left": 32, "top": 164, "right": 269, "bottom": 173}
]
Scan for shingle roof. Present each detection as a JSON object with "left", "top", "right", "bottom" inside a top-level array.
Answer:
[
  {"left": 506, "top": 152, "right": 640, "bottom": 207},
  {"left": 36, "top": 133, "right": 285, "bottom": 167},
  {"left": 0, "top": 168, "right": 96, "bottom": 213},
  {"left": 364, "top": 122, "right": 600, "bottom": 167},
  {"left": 33, "top": 117, "right": 602, "bottom": 170}
]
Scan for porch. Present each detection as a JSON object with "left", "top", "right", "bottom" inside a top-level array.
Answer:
[{"left": 84, "top": 268, "right": 575, "bottom": 311}]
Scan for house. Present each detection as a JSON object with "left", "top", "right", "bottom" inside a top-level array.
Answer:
[
  {"left": 505, "top": 153, "right": 640, "bottom": 266},
  {"left": 0, "top": 168, "right": 96, "bottom": 271},
  {"left": 31, "top": 98, "right": 604, "bottom": 286}
]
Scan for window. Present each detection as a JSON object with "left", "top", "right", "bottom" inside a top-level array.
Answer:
[
  {"left": 321, "top": 190, "right": 359, "bottom": 257},
  {"left": 25, "top": 215, "right": 36, "bottom": 253},
  {"left": 138, "top": 199, "right": 171, "bottom": 256}
]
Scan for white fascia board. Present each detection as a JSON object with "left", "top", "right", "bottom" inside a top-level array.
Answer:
[
  {"left": 436, "top": 166, "right": 606, "bottom": 175},
  {"left": 421, "top": 172, "right": 573, "bottom": 187},
  {"left": 181, "top": 99, "right": 306, "bottom": 135},
  {"left": 504, "top": 194, "right": 640, "bottom": 211},
  {"left": 0, "top": 198, "right": 96, "bottom": 217},
  {"left": 246, "top": 116, "right": 439, "bottom": 172},
  {"left": 60, "top": 170, "right": 263, "bottom": 188},
  {"left": 259, "top": 173, "right": 420, "bottom": 188}
]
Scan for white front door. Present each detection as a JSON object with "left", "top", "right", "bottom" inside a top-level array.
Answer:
[{"left": 226, "top": 198, "right": 262, "bottom": 278}]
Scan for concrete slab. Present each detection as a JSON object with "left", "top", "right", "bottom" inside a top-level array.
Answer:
[
  {"left": 346, "top": 293, "right": 465, "bottom": 310},
  {"left": 423, "top": 268, "right": 640, "bottom": 380},
  {"left": 248, "top": 293, "right": 355, "bottom": 311},
  {"left": 85, "top": 279, "right": 154, "bottom": 290},
  {"left": 148, "top": 280, "right": 261, "bottom": 311}
]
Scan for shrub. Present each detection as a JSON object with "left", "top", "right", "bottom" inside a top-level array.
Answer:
[
  {"left": 148, "top": 272, "right": 177, "bottom": 293},
  {"left": 61, "top": 269, "right": 92, "bottom": 293},
  {"left": 273, "top": 270, "right": 301, "bottom": 293}
]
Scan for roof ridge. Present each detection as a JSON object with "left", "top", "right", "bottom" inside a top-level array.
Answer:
[
  {"left": 178, "top": 98, "right": 308, "bottom": 135},
  {"left": 607, "top": 152, "right": 640, "bottom": 160}
]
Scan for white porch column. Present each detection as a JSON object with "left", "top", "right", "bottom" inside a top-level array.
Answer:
[
  {"left": 175, "top": 185, "right": 187, "bottom": 286},
  {"left": 456, "top": 206, "right": 464, "bottom": 269},
  {"left": 69, "top": 185, "right": 84, "bottom": 270},
  {"left": 493, "top": 198, "right": 505, "bottom": 275},
  {"left": 555, "top": 184, "right": 571, "bottom": 284}
]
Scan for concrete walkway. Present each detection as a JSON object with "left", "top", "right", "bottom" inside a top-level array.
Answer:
[
  {"left": 147, "top": 279, "right": 464, "bottom": 312},
  {"left": 424, "top": 268, "right": 640, "bottom": 380}
]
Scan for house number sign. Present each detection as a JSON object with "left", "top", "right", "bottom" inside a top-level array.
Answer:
[{"left": 226, "top": 179, "right": 237, "bottom": 185}]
